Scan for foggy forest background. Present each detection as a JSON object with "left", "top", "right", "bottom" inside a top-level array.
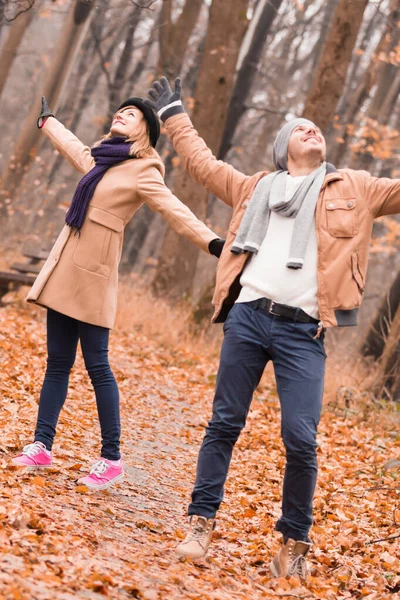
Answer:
[{"left": 1, "top": 0, "right": 400, "bottom": 398}]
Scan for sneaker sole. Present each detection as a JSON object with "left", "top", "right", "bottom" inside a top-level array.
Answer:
[
  {"left": 12, "top": 463, "right": 51, "bottom": 470},
  {"left": 80, "top": 473, "right": 124, "bottom": 490}
]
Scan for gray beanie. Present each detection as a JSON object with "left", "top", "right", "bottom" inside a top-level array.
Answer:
[{"left": 272, "top": 118, "right": 316, "bottom": 171}]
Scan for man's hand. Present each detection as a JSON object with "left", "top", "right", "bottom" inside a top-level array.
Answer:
[
  {"left": 145, "top": 77, "right": 185, "bottom": 122},
  {"left": 37, "top": 96, "right": 54, "bottom": 129},
  {"left": 209, "top": 238, "right": 225, "bottom": 258}
]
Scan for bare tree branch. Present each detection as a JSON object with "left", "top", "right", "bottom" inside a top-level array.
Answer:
[{"left": 366, "top": 533, "right": 400, "bottom": 544}]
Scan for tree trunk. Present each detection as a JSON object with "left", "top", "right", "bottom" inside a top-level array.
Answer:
[
  {"left": 47, "top": 16, "right": 127, "bottom": 185},
  {"left": 333, "top": 0, "right": 385, "bottom": 119},
  {"left": 371, "top": 302, "right": 400, "bottom": 402},
  {"left": 121, "top": 27, "right": 207, "bottom": 272},
  {"left": 0, "top": 0, "right": 95, "bottom": 212},
  {"left": 152, "top": 0, "right": 249, "bottom": 299},
  {"left": 0, "top": 2, "right": 5, "bottom": 31},
  {"left": 328, "top": 2, "right": 399, "bottom": 165},
  {"left": 158, "top": 0, "right": 203, "bottom": 80},
  {"left": 350, "top": 60, "right": 400, "bottom": 170},
  {"left": 302, "top": 0, "right": 369, "bottom": 133},
  {"left": 106, "top": 3, "right": 142, "bottom": 125},
  {"left": 218, "top": 0, "right": 283, "bottom": 160},
  {"left": 308, "top": 0, "right": 339, "bottom": 73},
  {"left": 361, "top": 269, "right": 400, "bottom": 360},
  {"left": 0, "top": 2, "right": 37, "bottom": 99}
]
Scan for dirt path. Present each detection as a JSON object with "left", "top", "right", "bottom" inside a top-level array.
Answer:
[{"left": 0, "top": 306, "right": 399, "bottom": 599}]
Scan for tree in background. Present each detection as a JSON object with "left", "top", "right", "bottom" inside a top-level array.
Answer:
[
  {"left": 152, "top": 0, "right": 249, "bottom": 299},
  {"left": 0, "top": 0, "right": 94, "bottom": 213},
  {"left": 0, "top": 0, "right": 399, "bottom": 383},
  {"left": 0, "top": 0, "right": 38, "bottom": 98},
  {"left": 302, "top": 0, "right": 369, "bottom": 132},
  {"left": 158, "top": 0, "right": 203, "bottom": 80},
  {"left": 218, "top": 0, "right": 284, "bottom": 160}
]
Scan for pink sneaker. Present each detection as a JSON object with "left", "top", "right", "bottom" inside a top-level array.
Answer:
[
  {"left": 12, "top": 441, "right": 52, "bottom": 470},
  {"left": 78, "top": 458, "right": 124, "bottom": 490}
]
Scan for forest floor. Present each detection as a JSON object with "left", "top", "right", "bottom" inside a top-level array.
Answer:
[{"left": 0, "top": 302, "right": 399, "bottom": 600}]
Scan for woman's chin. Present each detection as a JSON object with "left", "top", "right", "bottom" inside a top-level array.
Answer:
[{"left": 110, "top": 126, "right": 125, "bottom": 137}]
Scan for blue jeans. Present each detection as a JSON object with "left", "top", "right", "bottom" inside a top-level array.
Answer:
[
  {"left": 34, "top": 309, "right": 121, "bottom": 460},
  {"left": 188, "top": 301, "right": 326, "bottom": 541}
]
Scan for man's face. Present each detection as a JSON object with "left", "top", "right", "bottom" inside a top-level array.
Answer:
[{"left": 288, "top": 123, "right": 326, "bottom": 164}]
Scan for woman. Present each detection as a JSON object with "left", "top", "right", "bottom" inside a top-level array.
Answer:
[{"left": 11, "top": 96, "right": 222, "bottom": 489}]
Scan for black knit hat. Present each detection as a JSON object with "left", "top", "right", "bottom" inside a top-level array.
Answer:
[{"left": 116, "top": 97, "right": 160, "bottom": 147}]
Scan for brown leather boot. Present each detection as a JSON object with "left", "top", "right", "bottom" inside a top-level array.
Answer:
[
  {"left": 270, "top": 538, "right": 311, "bottom": 582},
  {"left": 175, "top": 515, "right": 215, "bottom": 559}
]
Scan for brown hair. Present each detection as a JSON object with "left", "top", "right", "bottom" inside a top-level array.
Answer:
[{"left": 94, "top": 110, "right": 161, "bottom": 160}]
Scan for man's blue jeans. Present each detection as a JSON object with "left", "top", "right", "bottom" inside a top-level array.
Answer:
[{"left": 188, "top": 301, "right": 326, "bottom": 542}]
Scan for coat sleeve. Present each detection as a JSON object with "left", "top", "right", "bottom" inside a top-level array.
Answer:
[
  {"left": 164, "top": 113, "right": 251, "bottom": 208},
  {"left": 362, "top": 171, "right": 400, "bottom": 217},
  {"left": 137, "top": 165, "right": 218, "bottom": 253},
  {"left": 41, "top": 117, "right": 95, "bottom": 174}
]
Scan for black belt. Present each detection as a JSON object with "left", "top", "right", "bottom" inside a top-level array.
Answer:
[{"left": 249, "top": 298, "right": 320, "bottom": 325}]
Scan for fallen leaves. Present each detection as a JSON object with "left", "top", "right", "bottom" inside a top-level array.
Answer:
[{"left": 0, "top": 305, "right": 399, "bottom": 599}]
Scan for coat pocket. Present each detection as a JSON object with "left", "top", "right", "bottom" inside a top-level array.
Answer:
[
  {"left": 72, "top": 207, "right": 124, "bottom": 276},
  {"left": 326, "top": 198, "right": 358, "bottom": 238},
  {"left": 351, "top": 251, "right": 365, "bottom": 295}
]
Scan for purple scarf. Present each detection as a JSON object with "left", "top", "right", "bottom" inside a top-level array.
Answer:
[{"left": 65, "top": 136, "right": 135, "bottom": 229}]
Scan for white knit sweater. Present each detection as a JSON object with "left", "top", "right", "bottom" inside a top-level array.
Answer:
[{"left": 236, "top": 175, "right": 319, "bottom": 319}]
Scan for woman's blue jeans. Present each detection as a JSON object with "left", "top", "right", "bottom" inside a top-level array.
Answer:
[
  {"left": 188, "top": 301, "right": 326, "bottom": 542},
  {"left": 34, "top": 309, "right": 121, "bottom": 460}
]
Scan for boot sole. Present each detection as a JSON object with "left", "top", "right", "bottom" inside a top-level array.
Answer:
[
  {"left": 80, "top": 473, "right": 124, "bottom": 490},
  {"left": 176, "top": 553, "right": 208, "bottom": 562},
  {"left": 269, "top": 560, "right": 282, "bottom": 578}
]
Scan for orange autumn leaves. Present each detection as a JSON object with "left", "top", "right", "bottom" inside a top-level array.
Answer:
[{"left": 0, "top": 305, "right": 399, "bottom": 599}]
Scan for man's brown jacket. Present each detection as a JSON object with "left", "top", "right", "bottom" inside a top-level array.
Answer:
[{"left": 165, "top": 113, "right": 400, "bottom": 327}]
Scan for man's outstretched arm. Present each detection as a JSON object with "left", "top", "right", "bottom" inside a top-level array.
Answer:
[
  {"left": 146, "top": 77, "right": 257, "bottom": 208},
  {"left": 362, "top": 170, "right": 400, "bottom": 217}
]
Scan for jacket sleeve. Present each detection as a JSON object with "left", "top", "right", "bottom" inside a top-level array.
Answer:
[
  {"left": 42, "top": 117, "right": 95, "bottom": 174},
  {"left": 164, "top": 113, "right": 251, "bottom": 208},
  {"left": 363, "top": 171, "right": 400, "bottom": 217},
  {"left": 137, "top": 165, "right": 218, "bottom": 253}
]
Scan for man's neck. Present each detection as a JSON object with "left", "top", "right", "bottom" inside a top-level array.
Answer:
[{"left": 287, "top": 159, "right": 322, "bottom": 177}]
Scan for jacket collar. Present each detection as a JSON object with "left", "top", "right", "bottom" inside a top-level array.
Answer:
[{"left": 321, "top": 162, "right": 343, "bottom": 190}]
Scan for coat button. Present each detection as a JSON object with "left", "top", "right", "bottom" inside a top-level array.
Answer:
[
  {"left": 347, "top": 201, "right": 354, "bottom": 208},
  {"left": 328, "top": 202, "right": 335, "bottom": 208}
]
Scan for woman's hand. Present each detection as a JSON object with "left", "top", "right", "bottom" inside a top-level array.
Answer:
[
  {"left": 37, "top": 96, "right": 54, "bottom": 129},
  {"left": 145, "top": 77, "right": 184, "bottom": 122}
]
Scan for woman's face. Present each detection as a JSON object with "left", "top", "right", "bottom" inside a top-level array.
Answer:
[{"left": 110, "top": 106, "right": 144, "bottom": 138}]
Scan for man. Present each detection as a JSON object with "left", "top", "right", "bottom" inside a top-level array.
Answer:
[{"left": 145, "top": 78, "right": 400, "bottom": 580}]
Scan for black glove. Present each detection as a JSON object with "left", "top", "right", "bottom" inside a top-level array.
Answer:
[
  {"left": 37, "top": 96, "right": 54, "bottom": 129},
  {"left": 144, "top": 76, "right": 185, "bottom": 122},
  {"left": 208, "top": 238, "right": 225, "bottom": 258}
]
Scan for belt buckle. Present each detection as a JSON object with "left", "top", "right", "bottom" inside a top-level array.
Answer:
[{"left": 268, "top": 301, "right": 280, "bottom": 316}]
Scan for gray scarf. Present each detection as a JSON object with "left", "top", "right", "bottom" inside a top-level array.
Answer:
[{"left": 231, "top": 117, "right": 326, "bottom": 269}]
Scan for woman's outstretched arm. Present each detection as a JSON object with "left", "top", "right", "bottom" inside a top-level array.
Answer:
[{"left": 38, "top": 96, "right": 95, "bottom": 174}]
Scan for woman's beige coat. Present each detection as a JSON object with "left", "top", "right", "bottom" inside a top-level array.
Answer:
[{"left": 27, "top": 117, "right": 217, "bottom": 328}]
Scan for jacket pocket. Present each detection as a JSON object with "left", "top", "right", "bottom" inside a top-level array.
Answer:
[
  {"left": 326, "top": 198, "right": 358, "bottom": 237},
  {"left": 72, "top": 208, "right": 124, "bottom": 276},
  {"left": 351, "top": 251, "right": 365, "bottom": 294}
]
